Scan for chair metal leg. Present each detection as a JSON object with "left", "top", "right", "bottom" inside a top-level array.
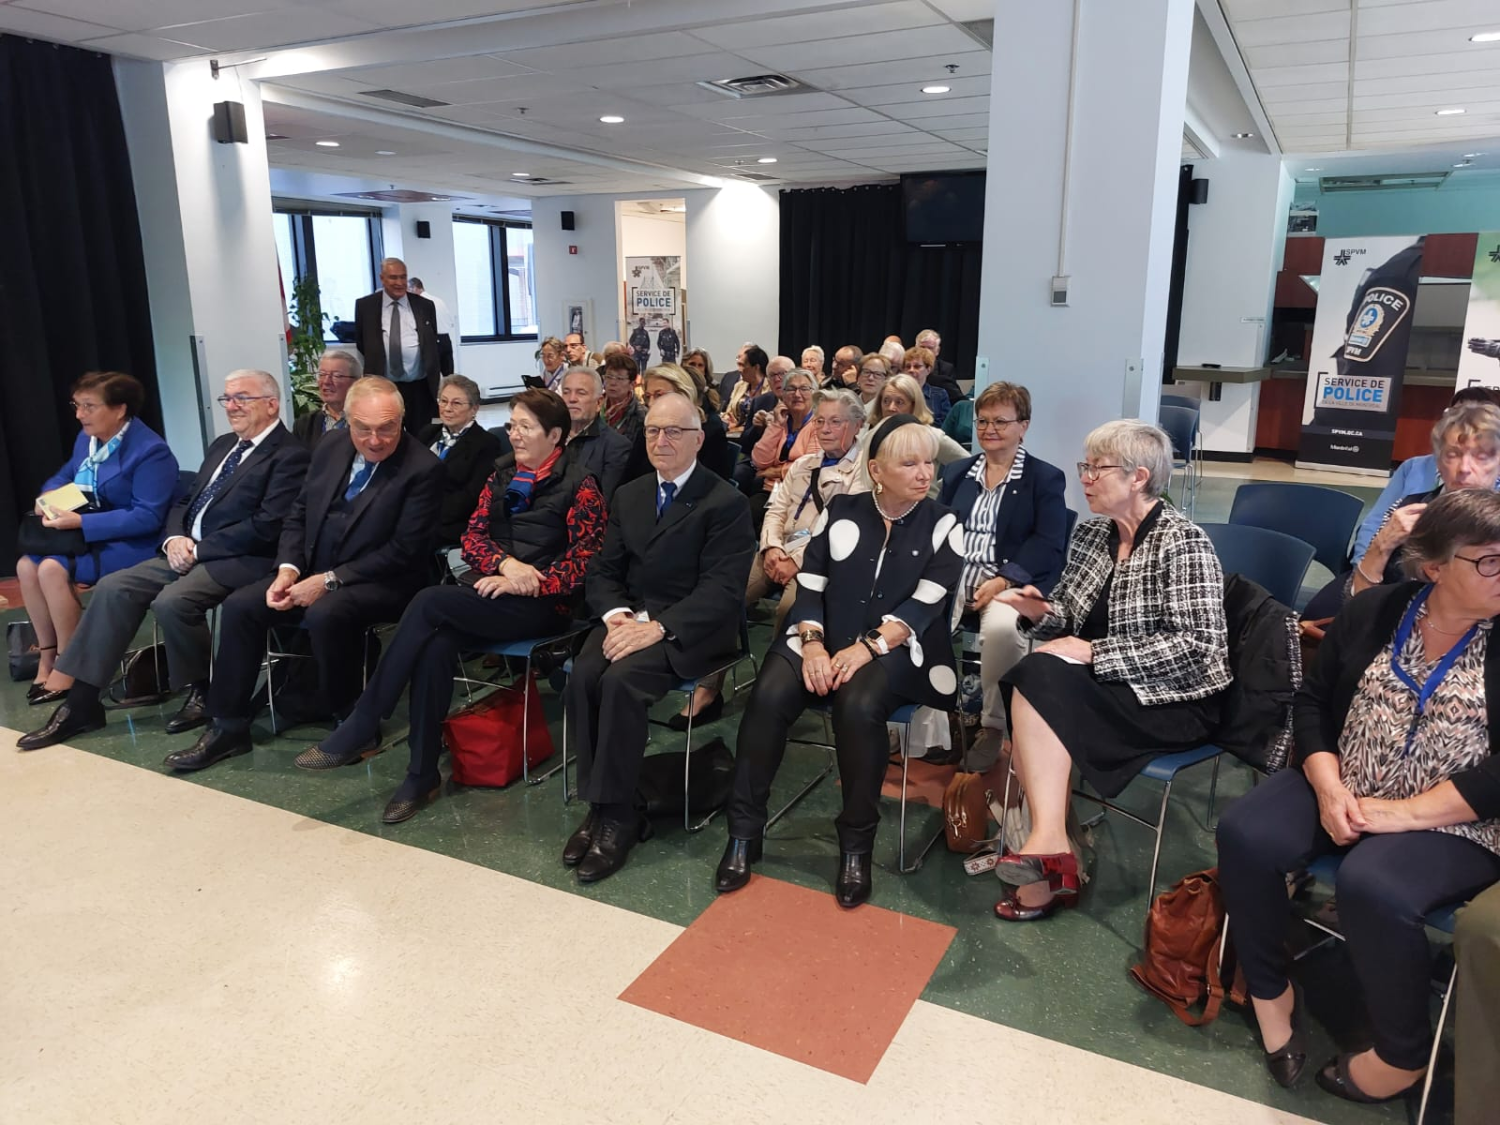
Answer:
[
  {"left": 683, "top": 686, "right": 718, "bottom": 833},
  {"left": 765, "top": 743, "right": 835, "bottom": 831},
  {"left": 1416, "top": 962, "right": 1458, "bottom": 1125},
  {"left": 897, "top": 717, "right": 944, "bottom": 874},
  {"left": 520, "top": 655, "right": 533, "bottom": 784},
  {"left": 1206, "top": 753, "right": 1222, "bottom": 828},
  {"left": 1145, "top": 780, "right": 1174, "bottom": 907},
  {"left": 559, "top": 703, "right": 573, "bottom": 804}
]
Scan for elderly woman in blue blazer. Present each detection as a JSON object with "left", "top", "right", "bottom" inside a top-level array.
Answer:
[
  {"left": 18, "top": 372, "right": 178, "bottom": 702},
  {"left": 938, "top": 382, "right": 1069, "bottom": 769}
]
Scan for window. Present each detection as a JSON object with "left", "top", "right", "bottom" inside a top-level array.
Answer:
[
  {"left": 273, "top": 208, "right": 381, "bottom": 343},
  {"left": 454, "top": 218, "right": 537, "bottom": 341}
]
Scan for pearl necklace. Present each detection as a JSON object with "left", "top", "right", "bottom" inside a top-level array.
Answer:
[{"left": 873, "top": 492, "right": 919, "bottom": 522}]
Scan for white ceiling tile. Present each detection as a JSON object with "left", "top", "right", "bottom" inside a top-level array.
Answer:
[
  {"left": 585, "top": 52, "right": 754, "bottom": 91},
  {"left": 733, "top": 24, "right": 979, "bottom": 74},
  {"left": 926, "top": 0, "right": 997, "bottom": 20},
  {"left": 1352, "top": 69, "right": 1500, "bottom": 96},
  {"left": 878, "top": 110, "right": 988, "bottom": 131},
  {"left": 0, "top": 4, "right": 121, "bottom": 41},
  {"left": 1356, "top": 100, "right": 1500, "bottom": 122},
  {"left": 1268, "top": 110, "right": 1348, "bottom": 127},
  {"left": 806, "top": 141, "right": 967, "bottom": 159},
  {"left": 796, "top": 51, "right": 991, "bottom": 92},
  {"left": 74, "top": 31, "right": 208, "bottom": 59},
  {"left": 152, "top": 10, "right": 384, "bottom": 51},
  {"left": 322, "top": 0, "right": 582, "bottom": 25},
  {"left": 766, "top": 121, "right": 920, "bottom": 140},
  {"left": 1229, "top": 9, "right": 1349, "bottom": 49},
  {"left": 689, "top": 2, "right": 941, "bottom": 51},
  {"left": 496, "top": 31, "right": 704, "bottom": 71},
  {"left": 1358, "top": 0, "right": 1500, "bottom": 37},
  {"left": 397, "top": 73, "right": 585, "bottom": 105},
  {"left": 839, "top": 75, "right": 990, "bottom": 107},
  {"left": 13, "top": 0, "right": 285, "bottom": 32},
  {"left": 331, "top": 56, "right": 537, "bottom": 88},
  {"left": 1356, "top": 50, "right": 1498, "bottom": 80},
  {"left": 928, "top": 127, "right": 990, "bottom": 141},
  {"left": 1250, "top": 61, "right": 1349, "bottom": 88},
  {"left": 1360, "top": 29, "right": 1500, "bottom": 60},
  {"left": 1242, "top": 38, "right": 1349, "bottom": 68},
  {"left": 1354, "top": 87, "right": 1500, "bottom": 111},
  {"left": 1258, "top": 82, "right": 1351, "bottom": 105},
  {"left": 669, "top": 95, "right": 865, "bottom": 123},
  {"left": 878, "top": 95, "right": 990, "bottom": 121}
]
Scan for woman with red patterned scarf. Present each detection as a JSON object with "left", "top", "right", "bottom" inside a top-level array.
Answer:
[{"left": 295, "top": 388, "right": 606, "bottom": 824}]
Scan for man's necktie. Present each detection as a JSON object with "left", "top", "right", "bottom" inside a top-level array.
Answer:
[
  {"left": 345, "top": 461, "right": 375, "bottom": 502},
  {"left": 656, "top": 481, "right": 677, "bottom": 520},
  {"left": 388, "top": 301, "right": 405, "bottom": 380},
  {"left": 185, "top": 439, "right": 252, "bottom": 530}
]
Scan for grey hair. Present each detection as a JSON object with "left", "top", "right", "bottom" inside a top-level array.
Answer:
[
  {"left": 345, "top": 375, "right": 404, "bottom": 416},
  {"left": 812, "top": 387, "right": 866, "bottom": 425},
  {"left": 1432, "top": 401, "right": 1500, "bottom": 458},
  {"left": 439, "top": 374, "right": 481, "bottom": 408},
  {"left": 801, "top": 345, "right": 825, "bottom": 363},
  {"left": 225, "top": 368, "right": 280, "bottom": 401},
  {"left": 561, "top": 364, "right": 605, "bottom": 394},
  {"left": 379, "top": 257, "right": 407, "bottom": 274},
  {"left": 320, "top": 347, "right": 363, "bottom": 380},
  {"left": 1084, "top": 419, "right": 1174, "bottom": 499},
  {"left": 1403, "top": 489, "right": 1500, "bottom": 578},
  {"left": 783, "top": 367, "right": 818, "bottom": 391}
]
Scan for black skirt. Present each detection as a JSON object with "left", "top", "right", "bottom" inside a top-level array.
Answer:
[{"left": 1003, "top": 652, "right": 1222, "bottom": 798}]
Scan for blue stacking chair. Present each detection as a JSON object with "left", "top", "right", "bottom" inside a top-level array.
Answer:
[
  {"left": 1228, "top": 482, "right": 1364, "bottom": 581},
  {"left": 1158, "top": 405, "right": 1202, "bottom": 517},
  {"left": 1200, "top": 523, "right": 1316, "bottom": 609},
  {"left": 1160, "top": 393, "right": 1201, "bottom": 413},
  {"left": 1300, "top": 854, "right": 1464, "bottom": 1125}
]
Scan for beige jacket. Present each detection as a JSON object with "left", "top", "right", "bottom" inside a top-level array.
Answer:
[{"left": 761, "top": 443, "right": 866, "bottom": 565}]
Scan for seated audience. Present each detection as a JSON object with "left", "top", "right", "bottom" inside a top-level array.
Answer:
[
  {"left": 294, "top": 348, "right": 360, "bottom": 449},
  {"left": 1457, "top": 881, "right": 1500, "bottom": 1119},
  {"left": 859, "top": 373, "right": 969, "bottom": 492},
  {"left": 855, "top": 353, "right": 891, "bottom": 407},
  {"left": 595, "top": 340, "right": 627, "bottom": 375},
  {"left": 418, "top": 375, "right": 503, "bottom": 545},
  {"left": 718, "top": 341, "right": 757, "bottom": 405},
  {"left": 164, "top": 377, "right": 443, "bottom": 773},
  {"left": 938, "top": 383, "right": 1068, "bottom": 770},
  {"left": 681, "top": 347, "right": 715, "bottom": 397},
  {"left": 560, "top": 366, "right": 630, "bottom": 500},
  {"left": 828, "top": 345, "right": 862, "bottom": 389},
  {"left": 737, "top": 355, "right": 793, "bottom": 450},
  {"left": 1218, "top": 489, "right": 1500, "bottom": 1104},
  {"left": 635, "top": 363, "right": 732, "bottom": 482},
  {"left": 18, "top": 372, "right": 178, "bottom": 701},
  {"left": 724, "top": 345, "right": 771, "bottom": 435},
  {"left": 601, "top": 354, "right": 645, "bottom": 446},
  {"left": 800, "top": 346, "right": 825, "bottom": 384},
  {"left": 902, "top": 345, "right": 951, "bottom": 425},
  {"left": 716, "top": 416, "right": 964, "bottom": 907},
  {"left": 297, "top": 389, "right": 607, "bottom": 820},
  {"left": 993, "top": 421, "right": 1229, "bottom": 920},
  {"left": 561, "top": 392, "right": 754, "bottom": 884},
  {"left": 916, "top": 328, "right": 966, "bottom": 403},
  {"left": 941, "top": 395, "right": 974, "bottom": 447},
  {"left": 878, "top": 339, "right": 906, "bottom": 371},
  {"left": 538, "top": 335, "right": 567, "bottom": 392},
  {"left": 18, "top": 370, "right": 308, "bottom": 750},
  {"left": 749, "top": 368, "right": 820, "bottom": 489},
  {"left": 563, "top": 331, "right": 601, "bottom": 370}
]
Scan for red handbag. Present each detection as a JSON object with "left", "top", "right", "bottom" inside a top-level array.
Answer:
[{"left": 441, "top": 674, "right": 555, "bottom": 787}]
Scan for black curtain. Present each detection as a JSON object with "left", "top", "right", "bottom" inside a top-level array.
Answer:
[
  {"left": 778, "top": 185, "right": 983, "bottom": 373},
  {"left": 0, "top": 35, "right": 160, "bottom": 566},
  {"left": 1160, "top": 164, "right": 1193, "bottom": 383}
]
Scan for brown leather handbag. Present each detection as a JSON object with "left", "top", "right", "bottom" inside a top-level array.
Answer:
[
  {"left": 1129, "top": 867, "right": 1247, "bottom": 1026},
  {"left": 943, "top": 771, "right": 993, "bottom": 853}
]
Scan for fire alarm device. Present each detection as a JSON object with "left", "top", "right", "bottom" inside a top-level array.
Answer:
[{"left": 569, "top": 245, "right": 578, "bottom": 255}]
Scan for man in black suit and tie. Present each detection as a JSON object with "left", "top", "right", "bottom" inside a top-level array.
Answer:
[
  {"left": 166, "top": 377, "right": 444, "bottom": 772},
  {"left": 353, "top": 257, "right": 441, "bottom": 434},
  {"left": 18, "top": 370, "right": 310, "bottom": 750},
  {"left": 915, "top": 328, "right": 966, "bottom": 403},
  {"left": 562, "top": 391, "right": 755, "bottom": 884}
]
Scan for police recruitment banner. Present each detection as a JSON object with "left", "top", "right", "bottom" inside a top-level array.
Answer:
[
  {"left": 1297, "top": 235, "right": 1425, "bottom": 475},
  {"left": 624, "top": 255, "right": 683, "bottom": 369},
  {"left": 1456, "top": 232, "right": 1500, "bottom": 391}
]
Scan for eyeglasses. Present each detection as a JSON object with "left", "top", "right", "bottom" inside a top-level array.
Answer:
[
  {"left": 645, "top": 425, "right": 702, "bottom": 443},
  {"left": 317, "top": 369, "right": 357, "bottom": 382},
  {"left": 69, "top": 400, "right": 105, "bottom": 413},
  {"left": 350, "top": 423, "right": 401, "bottom": 440},
  {"left": 1076, "top": 462, "right": 1125, "bottom": 482},
  {"left": 784, "top": 385, "right": 813, "bottom": 396},
  {"left": 437, "top": 398, "right": 475, "bottom": 410},
  {"left": 1454, "top": 553, "right": 1500, "bottom": 578},
  {"left": 216, "top": 394, "right": 276, "bottom": 407},
  {"left": 976, "top": 417, "right": 1024, "bottom": 431}
]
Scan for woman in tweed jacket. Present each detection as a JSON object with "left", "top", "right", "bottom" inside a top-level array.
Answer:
[{"left": 991, "top": 420, "right": 1231, "bottom": 921}]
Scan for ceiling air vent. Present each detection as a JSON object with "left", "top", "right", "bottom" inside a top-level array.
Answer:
[
  {"left": 1321, "top": 172, "right": 1449, "bottom": 192},
  {"left": 359, "top": 88, "right": 452, "bottom": 109},
  {"left": 734, "top": 172, "right": 777, "bottom": 181},
  {"left": 334, "top": 189, "right": 473, "bottom": 203},
  {"left": 698, "top": 74, "right": 802, "bottom": 99}
]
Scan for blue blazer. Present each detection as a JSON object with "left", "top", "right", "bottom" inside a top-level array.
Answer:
[
  {"left": 938, "top": 451, "right": 1068, "bottom": 595},
  {"left": 39, "top": 421, "right": 179, "bottom": 582}
]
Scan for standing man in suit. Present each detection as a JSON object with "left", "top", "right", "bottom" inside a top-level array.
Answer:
[
  {"left": 418, "top": 375, "right": 503, "bottom": 544},
  {"left": 407, "top": 278, "right": 455, "bottom": 378},
  {"left": 354, "top": 258, "right": 441, "bottom": 434},
  {"left": 560, "top": 365, "right": 631, "bottom": 501},
  {"left": 916, "top": 328, "right": 966, "bottom": 403},
  {"left": 18, "top": 370, "right": 309, "bottom": 749},
  {"left": 165, "top": 377, "right": 443, "bottom": 772},
  {"left": 561, "top": 392, "right": 755, "bottom": 884},
  {"left": 294, "top": 348, "right": 361, "bottom": 450}
]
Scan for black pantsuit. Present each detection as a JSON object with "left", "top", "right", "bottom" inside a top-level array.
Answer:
[
  {"left": 569, "top": 626, "right": 681, "bottom": 810},
  {"left": 728, "top": 652, "right": 901, "bottom": 852},
  {"left": 319, "top": 585, "right": 569, "bottom": 782},
  {"left": 1218, "top": 767, "right": 1500, "bottom": 1070}
]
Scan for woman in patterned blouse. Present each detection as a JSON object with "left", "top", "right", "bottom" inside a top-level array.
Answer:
[
  {"left": 1219, "top": 489, "right": 1500, "bottom": 1106},
  {"left": 295, "top": 388, "right": 607, "bottom": 825},
  {"left": 992, "top": 420, "right": 1230, "bottom": 921}
]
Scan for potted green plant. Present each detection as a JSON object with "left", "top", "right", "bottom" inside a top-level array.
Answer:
[{"left": 287, "top": 274, "right": 329, "bottom": 419}]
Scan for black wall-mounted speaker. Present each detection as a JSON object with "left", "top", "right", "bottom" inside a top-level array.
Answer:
[
  {"left": 1189, "top": 178, "right": 1210, "bottom": 205},
  {"left": 211, "top": 101, "right": 248, "bottom": 145},
  {"left": 561, "top": 210, "right": 576, "bottom": 231},
  {"left": 415, "top": 220, "right": 431, "bottom": 239}
]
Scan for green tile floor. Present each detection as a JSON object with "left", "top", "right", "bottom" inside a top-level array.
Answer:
[{"left": 10, "top": 474, "right": 1442, "bottom": 1125}]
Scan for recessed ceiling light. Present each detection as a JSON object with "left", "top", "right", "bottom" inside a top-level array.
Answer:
[
  {"left": 1464, "top": 152, "right": 1486, "bottom": 158},
  {"left": 1232, "top": 132, "right": 1254, "bottom": 138},
  {"left": 1305, "top": 167, "right": 1322, "bottom": 171},
  {"left": 1470, "top": 31, "right": 1500, "bottom": 43},
  {"left": 315, "top": 140, "right": 340, "bottom": 147},
  {"left": 599, "top": 115, "right": 624, "bottom": 124},
  {"left": 921, "top": 85, "right": 950, "bottom": 94},
  {"left": 512, "top": 172, "right": 531, "bottom": 177},
  {"left": 376, "top": 150, "right": 395, "bottom": 156},
  {"left": 1437, "top": 107, "right": 1466, "bottom": 115},
  {"left": 757, "top": 157, "right": 778, "bottom": 164},
  {"left": 1455, "top": 161, "right": 1473, "bottom": 168}
]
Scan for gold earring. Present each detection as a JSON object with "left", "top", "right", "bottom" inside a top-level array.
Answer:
[{"left": 875, "top": 481, "right": 884, "bottom": 495}]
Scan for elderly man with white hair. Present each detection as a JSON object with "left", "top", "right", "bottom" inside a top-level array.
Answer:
[
  {"left": 915, "top": 327, "right": 966, "bottom": 403},
  {"left": 18, "top": 370, "right": 311, "bottom": 750}
]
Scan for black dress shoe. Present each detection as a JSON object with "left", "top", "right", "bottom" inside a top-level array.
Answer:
[
  {"left": 576, "top": 815, "right": 652, "bottom": 884},
  {"left": 28, "top": 684, "right": 66, "bottom": 706},
  {"left": 1263, "top": 982, "right": 1308, "bottom": 1089},
  {"left": 666, "top": 693, "right": 724, "bottom": 732},
  {"left": 17, "top": 701, "right": 106, "bottom": 751},
  {"left": 163, "top": 727, "right": 252, "bottom": 772},
  {"left": 715, "top": 836, "right": 763, "bottom": 893},
  {"left": 164, "top": 685, "right": 209, "bottom": 735},
  {"left": 1314, "top": 1054, "right": 1420, "bottom": 1105},
  {"left": 382, "top": 776, "right": 441, "bottom": 824},
  {"left": 835, "top": 851, "right": 873, "bottom": 908},
  {"left": 562, "top": 808, "right": 600, "bottom": 867}
]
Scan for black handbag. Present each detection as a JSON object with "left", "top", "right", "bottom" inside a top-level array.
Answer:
[
  {"left": 108, "top": 643, "right": 172, "bottom": 707},
  {"left": 17, "top": 512, "right": 88, "bottom": 558},
  {"left": 635, "top": 737, "right": 735, "bottom": 819},
  {"left": 8, "top": 620, "right": 40, "bottom": 682}
]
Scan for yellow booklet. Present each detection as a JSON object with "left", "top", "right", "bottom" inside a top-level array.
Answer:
[{"left": 37, "top": 482, "right": 90, "bottom": 518}]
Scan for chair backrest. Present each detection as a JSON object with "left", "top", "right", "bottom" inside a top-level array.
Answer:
[
  {"left": 1160, "top": 393, "right": 1200, "bottom": 413},
  {"left": 1200, "top": 523, "right": 1315, "bottom": 608},
  {"left": 1227, "top": 482, "right": 1364, "bottom": 576},
  {"left": 1158, "top": 405, "right": 1198, "bottom": 462}
]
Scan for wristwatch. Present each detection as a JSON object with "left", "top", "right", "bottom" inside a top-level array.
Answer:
[
  {"left": 323, "top": 570, "right": 340, "bottom": 591},
  {"left": 863, "top": 629, "right": 890, "bottom": 656},
  {"left": 798, "top": 627, "right": 826, "bottom": 646}
]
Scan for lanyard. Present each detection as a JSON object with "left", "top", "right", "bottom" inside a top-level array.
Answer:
[{"left": 1389, "top": 585, "right": 1480, "bottom": 757}]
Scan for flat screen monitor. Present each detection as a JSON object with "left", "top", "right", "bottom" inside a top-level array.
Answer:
[{"left": 902, "top": 171, "right": 986, "bottom": 244}]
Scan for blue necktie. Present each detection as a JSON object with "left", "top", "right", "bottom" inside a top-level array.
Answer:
[
  {"left": 186, "top": 439, "right": 252, "bottom": 530},
  {"left": 656, "top": 481, "right": 676, "bottom": 520},
  {"left": 345, "top": 460, "right": 375, "bottom": 502}
]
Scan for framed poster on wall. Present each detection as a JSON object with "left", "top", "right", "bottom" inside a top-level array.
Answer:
[
  {"left": 624, "top": 255, "right": 683, "bottom": 368},
  {"left": 561, "top": 298, "right": 593, "bottom": 349}
]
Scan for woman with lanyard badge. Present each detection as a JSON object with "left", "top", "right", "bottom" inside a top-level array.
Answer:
[
  {"left": 17, "top": 372, "right": 177, "bottom": 703},
  {"left": 1218, "top": 489, "right": 1500, "bottom": 1106}
]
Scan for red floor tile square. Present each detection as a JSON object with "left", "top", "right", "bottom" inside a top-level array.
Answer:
[
  {"left": 619, "top": 876, "right": 956, "bottom": 1083},
  {"left": 878, "top": 755, "right": 1015, "bottom": 808}
]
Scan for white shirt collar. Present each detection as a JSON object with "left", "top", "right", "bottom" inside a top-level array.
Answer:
[
  {"left": 382, "top": 291, "right": 409, "bottom": 311},
  {"left": 235, "top": 419, "right": 280, "bottom": 451},
  {"left": 657, "top": 461, "right": 696, "bottom": 491}
]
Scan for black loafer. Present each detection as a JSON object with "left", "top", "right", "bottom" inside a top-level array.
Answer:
[
  {"left": 562, "top": 808, "right": 600, "bottom": 867},
  {"left": 576, "top": 815, "right": 652, "bottom": 885},
  {"left": 28, "top": 684, "right": 66, "bottom": 706},
  {"left": 715, "top": 836, "right": 763, "bottom": 893},
  {"left": 17, "top": 701, "right": 106, "bottom": 751},
  {"left": 1263, "top": 982, "right": 1308, "bottom": 1089},
  {"left": 1314, "top": 1054, "right": 1419, "bottom": 1105},
  {"left": 382, "top": 776, "right": 441, "bottom": 824},
  {"left": 164, "top": 727, "right": 252, "bottom": 772},
  {"left": 164, "top": 684, "right": 210, "bottom": 735},
  {"left": 666, "top": 693, "right": 724, "bottom": 732},
  {"left": 835, "top": 851, "right": 873, "bottom": 908}
]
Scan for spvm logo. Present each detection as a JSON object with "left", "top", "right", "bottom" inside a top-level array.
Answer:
[
  {"left": 1333, "top": 248, "right": 1366, "bottom": 266},
  {"left": 1489, "top": 244, "right": 1500, "bottom": 264}
]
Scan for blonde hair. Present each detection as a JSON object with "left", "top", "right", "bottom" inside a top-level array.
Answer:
[
  {"left": 643, "top": 364, "right": 706, "bottom": 422},
  {"left": 871, "top": 419, "right": 939, "bottom": 465},
  {"left": 870, "top": 372, "right": 934, "bottom": 426}
]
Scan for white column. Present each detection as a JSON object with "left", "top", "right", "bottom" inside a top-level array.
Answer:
[
  {"left": 1175, "top": 152, "right": 1294, "bottom": 455},
  {"left": 976, "top": 0, "right": 1193, "bottom": 501},
  {"left": 394, "top": 202, "right": 460, "bottom": 338},
  {"left": 113, "top": 58, "right": 286, "bottom": 465}
]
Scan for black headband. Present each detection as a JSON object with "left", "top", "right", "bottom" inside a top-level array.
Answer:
[{"left": 869, "top": 413, "right": 922, "bottom": 461}]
